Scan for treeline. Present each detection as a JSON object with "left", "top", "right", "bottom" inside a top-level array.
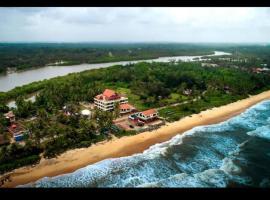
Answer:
[
  {"left": 0, "top": 142, "right": 42, "bottom": 174},
  {"left": 0, "top": 43, "right": 217, "bottom": 73}
]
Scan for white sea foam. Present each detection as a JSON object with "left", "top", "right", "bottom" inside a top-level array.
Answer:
[
  {"left": 220, "top": 158, "right": 242, "bottom": 175},
  {"left": 247, "top": 125, "right": 270, "bottom": 140}
]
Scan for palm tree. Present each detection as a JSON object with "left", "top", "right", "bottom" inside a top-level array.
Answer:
[
  {"left": 27, "top": 122, "right": 41, "bottom": 147},
  {"left": 113, "top": 102, "right": 120, "bottom": 119}
]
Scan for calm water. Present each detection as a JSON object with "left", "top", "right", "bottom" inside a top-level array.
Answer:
[
  {"left": 22, "top": 99, "right": 270, "bottom": 188},
  {"left": 0, "top": 51, "right": 230, "bottom": 92}
]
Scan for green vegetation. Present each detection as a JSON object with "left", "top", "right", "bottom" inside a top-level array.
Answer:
[
  {"left": 159, "top": 90, "right": 244, "bottom": 122},
  {"left": 0, "top": 43, "right": 215, "bottom": 74},
  {"left": 1, "top": 44, "right": 270, "bottom": 174},
  {"left": 0, "top": 142, "right": 42, "bottom": 174}
]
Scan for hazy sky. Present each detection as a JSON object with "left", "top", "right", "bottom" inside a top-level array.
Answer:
[{"left": 0, "top": 7, "right": 270, "bottom": 43}]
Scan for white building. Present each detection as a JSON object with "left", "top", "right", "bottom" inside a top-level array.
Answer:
[
  {"left": 94, "top": 89, "right": 128, "bottom": 111},
  {"left": 119, "top": 103, "right": 136, "bottom": 114},
  {"left": 137, "top": 109, "right": 158, "bottom": 122},
  {"left": 81, "top": 109, "right": 92, "bottom": 118}
]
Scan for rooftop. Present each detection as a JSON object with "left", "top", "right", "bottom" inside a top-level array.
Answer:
[
  {"left": 81, "top": 109, "right": 91, "bottom": 116},
  {"left": 103, "top": 89, "right": 117, "bottom": 98},
  {"left": 141, "top": 109, "right": 157, "bottom": 116},
  {"left": 4, "top": 111, "right": 15, "bottom": 118},
  {"left": 120, "top": 103, "right": 135, "bottom": 110},
  {"left": 95, "top": 89, "right": 122, "bottom": 101},
  {"left": 7, "top": 123, "right": 26, "bottom": 136}
]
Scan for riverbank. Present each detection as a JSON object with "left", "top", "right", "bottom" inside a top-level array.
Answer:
[
  {"left": 0, "top": 51, "right": 227, "bottom": 92},
  {"left": 2, "top": 89, "right": 270, "bottom": 188}
]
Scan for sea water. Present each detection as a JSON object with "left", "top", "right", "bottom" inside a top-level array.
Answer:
[{"left": 21, "top": 100, "right": 270, "bottom": 188}]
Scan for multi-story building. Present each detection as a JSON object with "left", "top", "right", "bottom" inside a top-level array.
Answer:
[{"left": 94, "top": 89, "right": 128, "bottom": 112}]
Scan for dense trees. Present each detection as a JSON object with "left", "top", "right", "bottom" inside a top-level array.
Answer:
[
  {"left": 0, "top": 141, "right": 41, "bottom": 174},
  {"left": 0, "top": 43, "right": 216, "bottom": 74},
  {"left": 1, "top": 46, "right": 270, "bottom": 174}
]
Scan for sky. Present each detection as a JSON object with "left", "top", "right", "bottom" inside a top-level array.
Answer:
[{"left": 0, "top": 7, "right": 270, "bottom": 43}]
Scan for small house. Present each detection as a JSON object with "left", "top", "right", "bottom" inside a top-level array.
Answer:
[
  {"left": 137, "top": 109, "right": 158, "bottom": 122},
  {"left": 183, "top": 89, "right": 192, "bottom": 96},
  {"left": 7, "top": 123, "right": 28, "bottom": 142},
  {"left": 81, "top": 109, "right": 92, "bottom": 118},
  {"left": 4, "top": 111, "right": 15, "bottom": 123},
  {"left": 119, "top": 103, "right": 136, "bottom": 114},
  {"left": 224, "top": 86, "right": 230, "bottom": 94}
]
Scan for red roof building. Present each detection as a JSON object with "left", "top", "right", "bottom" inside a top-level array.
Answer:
[
  {"left": 94, "top": 89, "right": 128, "bottom": 111},
  {"left": 137, "top": 109, "right": 158, "bottom": 122},
  {"left": 7, "top": 123, "right": 28, "bottom": 142},
  {"left": 119, "top": 103, "right": 136, "bottom": 114}
]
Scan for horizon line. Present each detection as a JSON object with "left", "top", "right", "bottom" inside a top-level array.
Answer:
[{"left": 0, "top": 41, "right": 269, "bottom": 44}]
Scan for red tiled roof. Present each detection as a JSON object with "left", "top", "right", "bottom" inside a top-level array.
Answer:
[
  {"left": 120, "top": 103, "right": 135, "bottom": 110},
  {"left": 8, "top": 123, "right": 25, "bottom": 135},
  {"left": 103, "top": 89, "right": 117, "bottom": 98},
  {"left": 141, "top": 109, "right": 157, "bottom": 116}
]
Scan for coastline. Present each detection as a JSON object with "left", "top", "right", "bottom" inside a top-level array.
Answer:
[{"left": 2, "top": 90, "right": 270, "bottom": 188}]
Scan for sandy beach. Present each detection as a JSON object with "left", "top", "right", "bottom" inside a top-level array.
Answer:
[{"left": 2, "top": 90, "right": 270, "bottom": 188}]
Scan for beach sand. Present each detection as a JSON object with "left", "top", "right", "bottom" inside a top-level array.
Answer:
[{"left": 2, "top": 90, "right": 270, "bottom": 188}]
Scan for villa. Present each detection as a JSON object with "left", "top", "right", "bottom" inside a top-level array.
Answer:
[
  {"left": 94, "top": 89, "right": 128, "bottom": 111},
  {"left": 137, "top": 109, "right": 159, "bottom": 122},
  {"left": 119, "top": 103, "right": 136, "bottom": 114}
]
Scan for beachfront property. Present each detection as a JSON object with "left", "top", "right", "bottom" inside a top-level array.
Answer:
[
  {"left": 94, "top": 89, "right": 131, "bottom": 112},
  {"left": 4, "top": 111, "right": 16, "bottom": 123},
  {"left": 119, "top": 103, "right": 136, "bottom": 114},
  {"left": 137, "top": 109, "right": 158, "bottom": 122},
  {"left": 128, "top": 109, "right": 159, "bottom": 123},
  {"left": 114, "top": 108, "right": 161, "bottom": 131},
  {"left": 7, "top": 123, "right": 28, "bottom": 142}
]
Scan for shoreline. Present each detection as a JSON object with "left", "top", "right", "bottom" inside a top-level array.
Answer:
[{"left": 2, "top": 90, "right": 270, "bottom": 188}]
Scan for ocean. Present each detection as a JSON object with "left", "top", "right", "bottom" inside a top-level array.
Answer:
[{"left": 21, "top": 99, "right": 270, "bottom": 188}]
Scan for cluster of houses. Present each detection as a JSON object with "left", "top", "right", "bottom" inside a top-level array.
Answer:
[
  {"left": 0, "top": 111, "right": 29, "bottom": 144},
  {"left": 94, "top": 89, "right": 159, "bottom": 127},
  {"left": 1, "top": 88, "right": 160, "bottom": 145}
]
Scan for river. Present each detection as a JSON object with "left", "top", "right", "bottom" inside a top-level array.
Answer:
[{"left": 0, "top": 51, "right": 230, "bottom": 92}]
